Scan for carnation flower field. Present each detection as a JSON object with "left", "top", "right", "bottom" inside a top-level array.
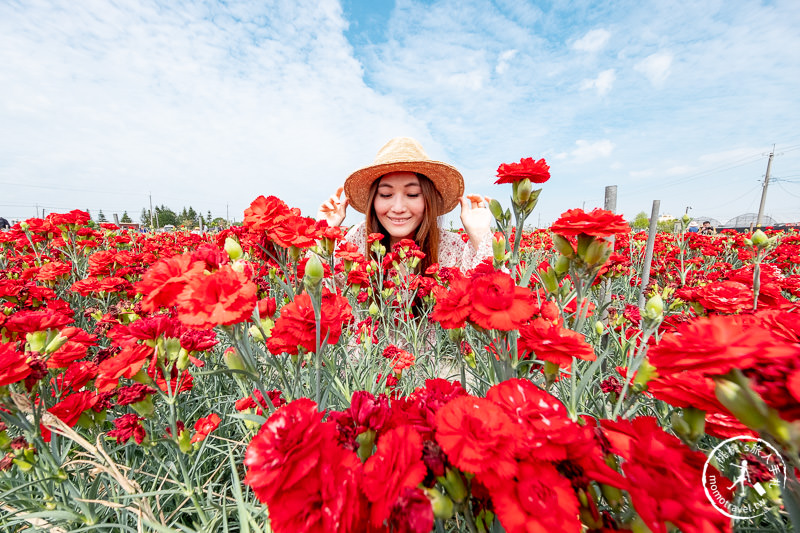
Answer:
[{"left": 2, "top": 173, "right": 800, "bottom": 532}]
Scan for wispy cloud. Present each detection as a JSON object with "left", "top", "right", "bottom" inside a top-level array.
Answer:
[
  {"left": 634, "top": 51, "right": 673, "bottom": 87},
  {"left": 580, "top": 69, "right": 616, "bottom": 96},
  {"left": 572, "top": 29, "right": 611, "bottom": 53}
]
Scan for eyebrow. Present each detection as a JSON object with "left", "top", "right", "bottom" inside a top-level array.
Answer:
[{"left": 378, "top": 182, "right": 421, "bottom": 188}]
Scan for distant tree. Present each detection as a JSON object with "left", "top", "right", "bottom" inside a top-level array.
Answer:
[
  {"left": 211, "top": 217, "right": 227, "bottom": 229},
  {"left": 178, "top": 206, "right": 199, "bottom": 228},
  {"left": 155, "top": 205, "right": 178, "bottom": 227},
  {"left": 121, "top": 211, "right": 132, "bottom": 223},
  {"left": 632, "top": 211, "right": 649, "bottom": 231},
  {"left": 97, "top": 210, "right": 107, "bottom": 223},
  {"left": 86, "top": 209, "right": 92, "bottom": 220},
  {"left": 206, "top": 210, "right": 212, "bottom": 223},
  {"left": 657, "top": 218, "right": 678, "bottom": 233},
  {"left": 140, "top": 208, "right": 151, "bottom": 226}
]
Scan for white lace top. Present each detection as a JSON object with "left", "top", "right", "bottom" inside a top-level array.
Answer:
[{"left": 342, "top": 221, "right": 493, "bottom": 273}]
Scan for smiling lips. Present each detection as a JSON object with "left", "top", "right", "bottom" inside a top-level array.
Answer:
[{"left": 387, "top": 217, "right": 411, "bottom": 225}]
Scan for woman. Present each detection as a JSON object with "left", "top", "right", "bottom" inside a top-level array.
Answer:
[{"left": 317, "top": 137, "right": 493, "bottom": 272}]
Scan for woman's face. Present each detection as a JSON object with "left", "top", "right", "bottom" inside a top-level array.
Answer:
[{"left": 373, "top": 171, "right": 426, "bottom": 244}]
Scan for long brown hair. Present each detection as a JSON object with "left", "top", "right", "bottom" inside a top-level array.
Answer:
[{"left": 365, "top": 173, "right": 443, "bottom": 273}]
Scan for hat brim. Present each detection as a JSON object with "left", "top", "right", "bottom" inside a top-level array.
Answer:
[{"left": 344, "top": 160, "right": 464, "bottom": 215}]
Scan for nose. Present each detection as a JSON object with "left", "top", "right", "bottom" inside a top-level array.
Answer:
[{"left": 390, "top": 195, "right": 408, "bottom": 213}]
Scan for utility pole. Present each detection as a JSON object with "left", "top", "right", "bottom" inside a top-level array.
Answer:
[
  {"left": 149, "top": 193, "right": 155, "bottom": 230},
  {"left": 756, "top": 145, "right": 775, "bottom": 228}
]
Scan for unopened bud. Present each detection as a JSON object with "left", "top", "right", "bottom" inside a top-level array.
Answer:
[
  {"left": 368, "top": 302, "right": 380, "bottom": 316},
  {"left": 538, "top": 267, "right": 559, "bottom": 294},
  {"left": 492, "top": 233, "right": 506, "bottom": 264},
  {"left": 26, "top": 331, "right": 48, "bottom": 353},
  {"left": 224, "top": 237, "right": 243, "bottom": 261},
  {"left": 751, "top": 229, "right": 768, "bottom": 247},
  {"left": 438, "top": 468, "right": 468, "bottom": 503},
  {"left": 682, "top": 214, "right": 691, "bottom": 225},
  {"left": 488, "top": 199, "right": 505, "bottom": 222},
  {"left": 583, "top": 239, "right": 611, "bottom": 265},
  {"left": 425, "top": 487, "right": 455, "bottom": 519},
  {"left": 513, "top": 178, "right": 533, "bottom": 204},
  {"left": 544, "top": 360, "right": 560, "bottom": 388},
  {"left": 594, "top": 321, "right": 604, "bottom": 335},
  {"left": 714, "top": 379, "right": 768, "bottom": 430},
  {"left": 552, "top": 234, "right": 574, "bottom": 258},
  {"left": 223, "top": 347, "right": 246, "bottom": 372},
  {"left": 20, "top": 221, "right": 29, "bottom": 231},
  {"left": 644, "top": 294, "right": 664, "bottom": 321},
  {"left": 44, "top": 332, "right": 68, "bottom": 354},
  {"left": 356, "top": 429, "right": 377, "bottom": 462},
  {"left": 554, "top": 254, "right": 570, "bottom": 275},
  {"left": 303, "top": 254, "right": 324, "bottom": 290}
]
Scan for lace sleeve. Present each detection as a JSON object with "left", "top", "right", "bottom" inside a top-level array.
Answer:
[{"left": 438, "top": 228, "right": 492, "bottom": 273}]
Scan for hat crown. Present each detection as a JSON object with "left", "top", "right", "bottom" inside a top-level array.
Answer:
[{"left": 373, "top": 137, "right": 431, "bottom": 166}]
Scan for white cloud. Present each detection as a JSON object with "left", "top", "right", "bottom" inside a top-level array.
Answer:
[
  {"left": 495, "top": 49, "right": 517, "bottom": 74},
  {"left": 634, "top": 51, "right": 673, "bottom": 87},
  {"left": 572, "top": 29, "right": 611, "bottom": 53},
  {"left": 629, "top": 169, "right": 655, "bottom": 179},
  {"left": 580, "top": 69, "right": 615, "bottom": 96},
  {"left": 0, "top": 0, "right": 425, "bottom": 220},
  {"left": 570, "top": 139, "right": 615, "bottom": 162}
]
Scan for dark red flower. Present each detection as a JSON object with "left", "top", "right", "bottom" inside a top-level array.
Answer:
[
  {"left": 387, "top": 487, "right": 434, "bottom": 533},
  {"left": 495, "top": 157, "right": 551, "bottom": 184},
  {"left": 108, "top": 413, "right": 147, "bottom": 445}
]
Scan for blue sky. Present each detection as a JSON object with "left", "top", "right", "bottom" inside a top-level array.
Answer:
[{"left": 2, "top": 0, "right": 799, "bottom": 227}]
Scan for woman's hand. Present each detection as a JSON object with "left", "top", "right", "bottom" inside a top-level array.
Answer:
[
  {"left": 317, "top": 186, "right": 349, "bottom": 227},
  {"left": 459, "top": 194, "right": 492, "bottom": 251}
]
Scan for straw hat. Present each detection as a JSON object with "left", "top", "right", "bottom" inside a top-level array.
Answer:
[{"left": 344, "top": 137, "right": 464, "bottom": 214}]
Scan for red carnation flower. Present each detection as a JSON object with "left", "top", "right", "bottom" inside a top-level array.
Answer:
[
  {"left": 435, "top": 396, "right": 517, "bottom": 481},
  {"left": 266, "top": 290, "right": 352, "bottom": 355},
  {"left": 495, "top": 157, "right": 551, "bottom": 184},
  {"left": 135, "top": 254, "right": 206, "bottom": 313},
  {"left": 0, "top": 342, "right": 32, "bottom": 387},
  {"left": 95, "top": 344, "right": 153, "bottom": 392},
  {"left": 243, "top": 195, "right": 294, "bottom": 232},
  {"left": 468, "top": 270, "right": 537, "bottom": 331},
  {"left": 692, "top": 280, "right": 753, "bottom": 314},
  {"left": 602, "top": 417, "right": 732, "bottom": 533},
  {"left": 550, "top": 208, "right": 629, "bottom": 238},
  {"left": 363, "top": 425, "right": 427, "bottom": 528},
  {"left": 191, "top": 413, "right": 221, "bottom": 444},
  {"left": 518, "top": 318, "right": 596, "bottom": 368},
  {"left": 244, "top": 398, "right": 365, "bottom": 532},
  {"left": 431, "top": 274, "right": 472, "bottom": 329},
  {"left": 108, "top": 413, "right": 147, "bottom": 445},
  {"left": 492, "top": 461, "right": 581, "bottom": 533},
  {"left": 175, "top": 265, "right": 257, "bottom": 329},
  {"left": 647, "top": 314, "right": 797, "bottom": 378}
]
